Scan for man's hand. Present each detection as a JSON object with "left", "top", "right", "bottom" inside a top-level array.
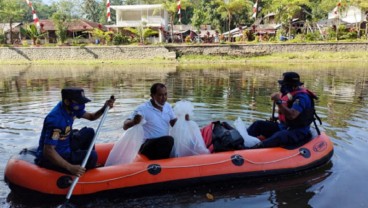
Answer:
[
  {"left": 185, "top": 114, "right": 190, "bottom": 121},
  {"left": 67, "top": 164, "right": 86, "bottom": 177},
  {"left": 105, "top": 96, "right": 115, "bottom": 109},
  {"left": 271, "top": 92, "right": 281, "bottom": 102}
]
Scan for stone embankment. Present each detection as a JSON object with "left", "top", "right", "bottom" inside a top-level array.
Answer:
[{"left": 0, "top": 43, "right": 367, "bottom": 61}]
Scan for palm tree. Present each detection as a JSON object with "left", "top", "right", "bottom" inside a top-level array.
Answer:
[
  {"left": 20, "top": 24, "right": 46, "bottom": 45},
  {"left": 216, "top": 0, "right": 251, "bottom": 41}
]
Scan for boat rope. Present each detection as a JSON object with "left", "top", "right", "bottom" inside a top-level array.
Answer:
[
  {"left": 78, "top": 150, "right": 303, "bottom": 184},
  {"left": 243, "top": 151, "right": 301, "bottom": 164}
]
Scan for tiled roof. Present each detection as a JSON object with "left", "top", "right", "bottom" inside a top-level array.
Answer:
[{"left": 38, "top": 19, "right": 107, "bottom": 31}]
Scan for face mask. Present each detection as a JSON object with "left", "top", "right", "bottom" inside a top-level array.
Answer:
[
  {"left": 153, "top": 98, "right": 164, "bottom": 108},
  {"left": 280, "top": 84, "right": 293, "bottom": 96},
  {"left": 70, "top": 103, "right": 85, "bottom": 112}
]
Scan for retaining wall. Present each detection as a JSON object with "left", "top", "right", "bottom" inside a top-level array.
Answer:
[{"left": 0, "top": 43, "right": 367, "bottom": 61}]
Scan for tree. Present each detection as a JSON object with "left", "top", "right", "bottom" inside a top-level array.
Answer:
[
  {"left": 51, "top": 0, "right": 82, "bottom": 19},
  {"left": 52, "top": 12, "right": 71, "bottom": 45},
  {"left": 87, "top": 28, "right": 114, "bottom": 45},
  {"left": 161, "top": 0, "right": 191, "bottom": 42},
  {"left": 265, "top": 0, "right": 312, "bottom": 39},
  {"left": 0, "top": 0, "right": 26, "bottom": 44},
  {"left": 23, "top": 0, "right": 57, "bottom": 22},
  {"left": 82, "top": 0, "right": 102, "bottom": 22},
  {"left": 125, "top": 24, "right": 159, "bottom": 44},
  {"left": 20, "top": 24, "right": 46, "bottom": 45},
  {"left": 216, "top": 0, "right": 251, "bottom": 40}
]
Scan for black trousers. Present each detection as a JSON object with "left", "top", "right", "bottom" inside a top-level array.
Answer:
[
  {"left": 37, "top": 127, "right": 97, "bottom": 173},
  {"left": 139, "top": 136, "right": 174, "bottom": 160}
]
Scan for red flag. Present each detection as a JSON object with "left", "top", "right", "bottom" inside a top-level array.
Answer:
[
  {"left": 107, "top": 0, "right": 111, "bottom": 22},
  {"left": 25, "top": 0, "right": 40, "bottom": 29}
]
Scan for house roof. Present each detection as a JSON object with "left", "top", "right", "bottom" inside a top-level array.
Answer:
[
  {"left": 38, "top": 19, "right": 107, "bottom": 32},
  {"left": 0, "top": 23, "right": 22, "bottom": 32}
]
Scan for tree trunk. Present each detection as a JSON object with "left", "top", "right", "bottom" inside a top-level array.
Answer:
[{"left": 9, "top": 18, "right": 13, "bottom": 44}]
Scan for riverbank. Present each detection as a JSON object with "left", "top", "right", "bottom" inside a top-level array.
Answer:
[{"left": 1, "top": 43, "right": 368, "bottom": 65}]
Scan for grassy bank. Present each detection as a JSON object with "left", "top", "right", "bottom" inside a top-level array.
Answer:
[
  {"left": 1, "top": 51, "right": 368, "bottom": 65},
  {"left": 178, "top": 51, "right": 368, "bottom": 64}
]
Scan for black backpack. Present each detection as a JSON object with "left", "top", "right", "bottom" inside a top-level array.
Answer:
[{"left": 212, "top": 121, "right": 245, "bottom": 152}]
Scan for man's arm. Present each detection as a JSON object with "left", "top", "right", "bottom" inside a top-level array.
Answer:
[
  {"left": 82, "top": 97, "right": 115, "bottom": 121},
  {"left": 123, "top": 114, "right": 142, "bottom": 130}
]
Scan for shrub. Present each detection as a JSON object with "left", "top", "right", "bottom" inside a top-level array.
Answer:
[
  {"left": 0, "top": 34, "right": 5, "bottom": 44},
  {"left": 113, "top": 33, "right": 129, "bottom": 45}
]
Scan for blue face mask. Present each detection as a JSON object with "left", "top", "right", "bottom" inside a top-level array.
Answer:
[{"left": 70, "top": 103, "right": 85, "bottom": 112}]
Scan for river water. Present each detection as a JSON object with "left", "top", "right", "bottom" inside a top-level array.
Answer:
[{"left": 0, "top": 63, "right": 368, "bottom": 208}]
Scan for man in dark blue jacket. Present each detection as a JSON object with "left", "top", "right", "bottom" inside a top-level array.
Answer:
[
  {"left": 36, "top": 87, "right": 115, "bottom": 176},
  {"left": 247, "top": 72, "right": 317, "bottom": 148}
]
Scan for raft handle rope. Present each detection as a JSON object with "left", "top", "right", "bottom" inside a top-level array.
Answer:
[{"left": 78, "top": 149, "right": 306, "bottom": 185}]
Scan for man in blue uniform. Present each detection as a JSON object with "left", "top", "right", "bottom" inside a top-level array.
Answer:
[
  {"left": 36, "top": 87, "right": 115, "bottom": 176},
  {"left": 247, "top": 72, "right": 317, "bottom": 148}
]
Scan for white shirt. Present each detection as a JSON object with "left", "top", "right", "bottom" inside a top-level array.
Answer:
[{"left": 129, "top": 100, "right": 176, "bottom": 139}]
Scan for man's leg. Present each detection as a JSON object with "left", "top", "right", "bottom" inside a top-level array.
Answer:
[
  {"left": 247, "top": 120, "right": 280, "bottom": 138},
  {"left": 139, "top": 136, "right": 174, "bottom": 160}
]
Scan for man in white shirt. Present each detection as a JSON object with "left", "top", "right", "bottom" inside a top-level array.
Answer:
[{"left": 123, "top": 83, "right": 177, "bottom": 160}]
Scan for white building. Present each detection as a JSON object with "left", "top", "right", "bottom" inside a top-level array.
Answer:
[
  {"left": 108, "top": 4, "right": 169, "bottom": 43},
  {"left": 328, "top": 6, "right": 365, "bottom": 24}
]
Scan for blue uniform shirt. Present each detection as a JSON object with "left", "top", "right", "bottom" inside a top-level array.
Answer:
[
  {"left": 279, "top": 92, "right": 312, "bottom": 134},
  {"left": 36, "top": 101, "right": 86, "bottom": 160}
]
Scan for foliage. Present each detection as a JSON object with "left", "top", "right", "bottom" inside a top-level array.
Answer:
[
  {"left": 87, "top": 28, "right": 114, "bottom": 45},
  {"left": 125, "top": 26, "right": 158, "bottom": 44},
  {"left": 0, "top": 33, "right": 5, "bottom": 44},
  {"left": 20, "top": 24, "right": 46, "bottom": 45},
  {"left": 215, "top": 0, "right": 252, "bottom": 36},
  {"left": 82, "top": 0, "right": 102, "bottom": 23},
  {"left": 52, "top": 12, "right": 70, "bottom": 45},
  {"left": 0, "top": 0, "right": 26, "bottom": 44},
  {"left": 305, "top": 31, "right": 323, "bottom": 41},
  {"left": 113, "top": 33, "right": 130, "bottom": 45}
]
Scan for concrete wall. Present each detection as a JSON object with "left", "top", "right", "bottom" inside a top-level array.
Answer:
[
  {"left": 0, "top": 46, "right": 176, "bottom": 61},
  {"left": 1, "top": 43, "right": 367, "bottom": 61},
  {"left": 165, "top": 42, "right": 368, "bottom": 57}
]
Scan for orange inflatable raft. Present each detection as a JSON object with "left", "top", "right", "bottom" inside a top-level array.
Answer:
[{"left": 4, "top": 132, "right": 333, "bottom": 197}]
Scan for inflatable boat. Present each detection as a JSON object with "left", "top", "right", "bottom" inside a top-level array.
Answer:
[{"left": 4, "top": 132, "right": 333, "bottom": 197}]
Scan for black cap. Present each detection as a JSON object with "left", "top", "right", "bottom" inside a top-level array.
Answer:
[
  {"left": 278, "top": 72, "right": 304, "bottom": 86},
  {"left": 61, "top": 87, "right": 91, "bottom": 104}
]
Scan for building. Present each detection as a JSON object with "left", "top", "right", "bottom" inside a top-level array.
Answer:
[
  {"left": 0, "top": 23, "right": 23, "bottom": 44},
  {"left": 108, "top": 4, "right": 169, "bottom": 43}
]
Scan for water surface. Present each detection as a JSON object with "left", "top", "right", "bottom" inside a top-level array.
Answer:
[{"left": 1, "top": 63, "right": 368, "bottom": 207}]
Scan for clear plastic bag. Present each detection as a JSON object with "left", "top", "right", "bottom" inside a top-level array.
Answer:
[
  {"left": 105, "top": 119, "right": 146, "bottom": 166},
  {"left": 170, "top": 100, "right": 210, "bottom": 157},
  {"left": 234, "top": 117, "right": 260, "bottom": 147}
]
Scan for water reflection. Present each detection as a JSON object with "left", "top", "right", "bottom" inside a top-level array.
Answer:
[{"left": 1, "top": 63, "right": 368, "bottom": 207}]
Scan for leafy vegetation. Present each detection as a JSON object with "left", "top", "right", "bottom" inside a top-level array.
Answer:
[{"left": 0, "top": 0, "right": 368, "bottom": 46}]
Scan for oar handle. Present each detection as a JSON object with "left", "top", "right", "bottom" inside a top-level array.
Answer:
[
  {"left": 271, "top": 101, "right": 276, "bottom": 122},
  {"left": 65, "top": 95, "right": 113, "bottom": 201}
]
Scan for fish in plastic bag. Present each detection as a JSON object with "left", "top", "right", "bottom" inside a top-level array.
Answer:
[
  {"left": 105, "top": 119, "right": 146, "bottom": 166},
  {"left": 234, "top": 117, "right": 260, "bottom": 147},
  {"left": 170, "top": 100, "right": 209, "bottom": 157}
]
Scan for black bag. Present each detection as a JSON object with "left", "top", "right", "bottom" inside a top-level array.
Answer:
[{"left": 212, "top": 121, "right": 245, "bottom": 152}]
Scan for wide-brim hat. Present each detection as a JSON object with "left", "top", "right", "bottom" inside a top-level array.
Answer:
[
  {"left": 61, "top": 87, "right": 91, "bottom": 104},
  {"left": 278, "top": 72, "right": 304, "bottom": 86}
]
